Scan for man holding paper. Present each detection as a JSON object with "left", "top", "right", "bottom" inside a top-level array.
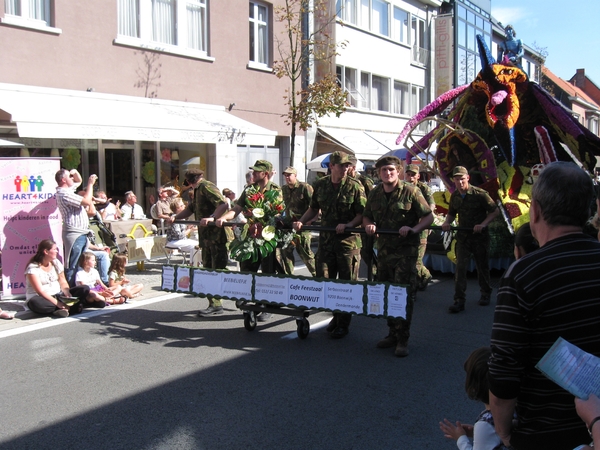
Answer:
[{"left": 489, "top": 162, "right": 600, "bottom": 450}]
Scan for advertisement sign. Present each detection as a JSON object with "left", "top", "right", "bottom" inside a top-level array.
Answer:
[
  {"left": 434, "top": 14, "right": 454, "bottom": 98},
  {"left": 0, "top": 158, "right": 62, "bottom": 297}
]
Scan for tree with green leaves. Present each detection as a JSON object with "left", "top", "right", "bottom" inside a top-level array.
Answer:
[{"left": 273, "top": 0, "right": 347, "bottom": 167}]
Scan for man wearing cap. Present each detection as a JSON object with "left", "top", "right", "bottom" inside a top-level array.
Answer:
[
  {"left": 216, "top": 160, "right": 283, "bottom": 320},
  {"left": 363, "top": 156, "right": 433, "bottom": 357},
  {"left": 404, "top": 164, "right": 436, "bottom": 290},
  {"left": 174, "top": 169, "right": 230, "bottom": 316},
  {"left": 441, "top": 166, "right": 499, "bottom": 313},
  {"left": 281, "top": 166, "right": 316, "bottom": 276},
  {"left": 293, "top": 151, "right": 366, "bottom": 338}
]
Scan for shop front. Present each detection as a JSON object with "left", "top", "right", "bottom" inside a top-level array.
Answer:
[{"left": 0, "top": 83, "right": 279, "bottom": 212}]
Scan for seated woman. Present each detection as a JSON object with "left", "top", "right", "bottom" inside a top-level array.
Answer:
[
  {"left": 76, "top": 252, "right": 125, "bottom": 306},
  {"left": 25, "top": 239, "right": 89, "bottom": 318},
  {"left": 107, "top": 253, "right": 143, "bottom": 299},
  {"left": 166, "top": 198, "right": 198, "bottom": 256}
]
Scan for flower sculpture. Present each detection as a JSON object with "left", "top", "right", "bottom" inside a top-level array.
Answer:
[{"left": 228, "top": 186, "right": 295, "bottom": 263}]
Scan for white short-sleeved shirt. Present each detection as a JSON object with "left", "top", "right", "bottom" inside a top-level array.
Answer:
[
  {"left": 76, "top": 267, "right": 101, "bottom": 288},
  {"left": 25, "top": 260, "right": 64, "bottom": 300}
]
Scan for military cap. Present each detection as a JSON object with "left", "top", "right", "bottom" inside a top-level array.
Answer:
[
  {"left": 282, "top": 166, "right": 297, "bottom": 175},
  {"left": 329, "top": 151, "right": 352, "bottom": 165},
  {"left": 348, "top": 154, "right": 358, "bottom": 165},
  {"left": 405, "top": 164, "right": 420, "bottom": 174},
  {"left": 249, "top": 160, "right": 273, "bottom": 172},
  {"left": 452, "top": 166, "right": 469, "bottom": 177},
  {"left": 375, "top": 155, "right": 402, "bottom": 169}
]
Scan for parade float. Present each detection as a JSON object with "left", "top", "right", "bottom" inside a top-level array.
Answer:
[{"left": 397, "top": 35, "right": 600, "bottom": 264}]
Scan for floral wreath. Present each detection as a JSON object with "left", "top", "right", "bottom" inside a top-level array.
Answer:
[{"left": 229, "top": 186, "right": 295, "bottom": 263}]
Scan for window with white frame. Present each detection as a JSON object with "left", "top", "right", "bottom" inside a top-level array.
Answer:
[
  {"left": 358, "top": 0, "right": 389, "bottom": 37},
  {"left": 3, "top": 0, "right": 55, "bottom": 29},
  {"left": 336, "top": 0, "right": 357, "bottom": 25},
  {"left": 411, "top": 15, "right": 427, "bottom": 65},
  {"left": 337, "top": 66, "right": 360, "bottom": 107},
  {"left": 371, "top": 0, "right": 388, "bottom": 37},
  {"left": 249, "top": 1, "right": 269, "bottom": 66},
  {"left": 392, "top": 7, "right": 408, "bottom": 45},
  {"left": 117, "top": 0, "right": 208, "bottom": 54},
  {"left": 589, "top": 117, "right": 599, "bottom": 136},
  {"left": 393, "top": 80, "right": 409, "bottom": 115},
  {"left": 371, "top": 74, "right": 390, "bottom": 112}
]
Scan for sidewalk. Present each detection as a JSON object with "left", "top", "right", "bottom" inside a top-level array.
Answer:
[{"left": 0, "top": 255, "right": 229, "bottom": 332}]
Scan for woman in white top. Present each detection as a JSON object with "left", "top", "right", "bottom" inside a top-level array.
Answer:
[{"left": 25, "top": 239, "right": 89, "bottom": 317}]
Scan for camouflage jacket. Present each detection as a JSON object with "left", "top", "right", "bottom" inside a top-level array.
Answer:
[
  {"left": 236, "top": 180, "right": 283, "bottom": 208},
  {"left": 282, "top": 181, "right": 313, "bottom": 222},
  {"left": 415, "top": 180, "right": 434, "bottom": 239},
  {"left": 351, "top": 174, "right": 374, "bottom": 197},
  {"left": 311, "top": 175, "right": 366, "bottom": 250},
  {"left": 363, "top": 181, "right": 431, "bottom": 249},
  {"left": 448, "top": 185, "right": 497, "bottom": 233},
  {"left": 193, "top": 179, "right": 228, "bottom": 244}
]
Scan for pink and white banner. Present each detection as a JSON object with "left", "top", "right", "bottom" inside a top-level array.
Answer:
[{"left": 0, "top": 157, "right": 62, "bottom": 298}]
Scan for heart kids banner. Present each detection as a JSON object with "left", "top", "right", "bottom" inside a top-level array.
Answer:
[{"left": 0, "top": 158, "right": 62, "bottom": 297}]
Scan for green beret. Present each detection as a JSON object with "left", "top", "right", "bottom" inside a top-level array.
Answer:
[{"left": 375, "top": 156, "right": 402, "bottom": 169}]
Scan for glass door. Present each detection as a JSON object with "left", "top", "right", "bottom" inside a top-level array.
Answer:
[{"left": 105, "top": 148, "right": 135, "bottom": 205}]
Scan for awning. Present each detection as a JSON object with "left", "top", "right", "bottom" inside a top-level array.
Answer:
[
  {"left": 317, "top": 127, "right": 401, "bottom": 160},
  {"left": 0, "top": 83, "right": 277, "bottom": 146}
]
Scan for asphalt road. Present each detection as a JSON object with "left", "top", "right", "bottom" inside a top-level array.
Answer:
[{"left": 0, "top": 257, "right": 501, "bottom": 450}]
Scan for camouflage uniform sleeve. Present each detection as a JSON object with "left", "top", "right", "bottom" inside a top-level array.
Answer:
[
  {"left": 362, "top": 187, "right": 378, "bottom": 222},
  {"left": 201, "top": 181, "right": 227, "bottom": 209},
  {"left": 412, "top": 187, "right": 432, "bottom": 218},
  {"left": 309, "top": 178, "right": 323, "bottom": 210},
  {"left": 480, "top": 188, "right": 498, "bottom": 214},
  {"left": 419, "top": 182, "right": 435, "bottom": 207},
  {"left": 353, "top": 180, "right": 366, "bottom": 215}
]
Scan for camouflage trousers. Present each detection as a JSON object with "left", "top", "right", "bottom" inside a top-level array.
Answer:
[
  {"left": 316, "top": 246, "right": 360, "bottom": 327},
  {"left": 454, "top": 234, "right": 491, "bottom": 303},
  {"left": 416, "top": 238, "right": 431, "bottom": 286},
  {"left": 280, "top": 231, "right": 316, "bottom": 276},
  {"left": 377, "top": 251, "right": 418, "bottom": 343},
  {"left": 201, "top": 242, "right": 228, "bottom": 307}
]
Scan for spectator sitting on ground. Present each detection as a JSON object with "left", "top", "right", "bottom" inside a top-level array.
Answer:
[
  {"left": 25, "top": 239, "right": 90, "bottom": 318},
  {"left": 75, "top": 252, "right": 124, "bottom": 306},
  {"left": 108, "top": 253, "right": 143, "bottom": 299},
  {"left": 120, "top": 191, "right": 145, "bottom": 220}
]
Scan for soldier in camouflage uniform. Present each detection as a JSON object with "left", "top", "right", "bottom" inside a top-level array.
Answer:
[
  {"left": 363, "top": 156, "right": 433, "bottom": 357},
  {"left": 175, "top": 168, "right": 230, "bottom": 316},
  {"left": 216, "top": 160, "right": 283, "bottom": 321},
  {"left": 404, "top": 164, "right": 436, "bottom": 290},
  {"left": 281, "top": 166, "right": 316, "bottom": 276},
  {"left": 293, "top": 151, "right": 366, "bottom": 339},
  {"left": 441, "top": 166, "right": 499, "bottom": 313}
]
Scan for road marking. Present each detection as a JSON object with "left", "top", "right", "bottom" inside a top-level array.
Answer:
[
  {"left": 281, "top": 317, "right": 330, "bottom": 340},
  {"left": 0, "top": 293, "right": 184, "bottom": 340}
]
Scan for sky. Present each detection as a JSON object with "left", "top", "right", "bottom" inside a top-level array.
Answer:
[{"left": 491, "top": 0, "right": 600, "bottom": 83}]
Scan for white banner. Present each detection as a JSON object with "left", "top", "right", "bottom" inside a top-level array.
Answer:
[{"left": 0, "top": 157, "right": 62, "bottom": 297}]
